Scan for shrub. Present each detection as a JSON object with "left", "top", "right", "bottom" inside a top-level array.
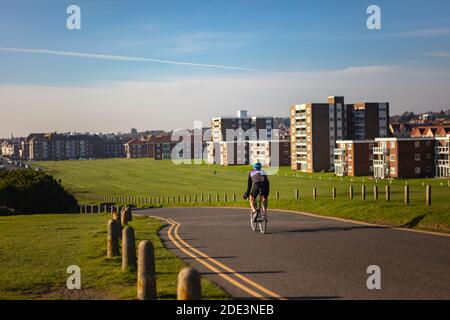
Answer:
[{"left": 0, "top": 169, "right": 77, "bottom": 215}]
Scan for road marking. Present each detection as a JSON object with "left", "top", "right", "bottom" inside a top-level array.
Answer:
[{"left": 148, "top": 215, "right": 284, "bottom": 300}]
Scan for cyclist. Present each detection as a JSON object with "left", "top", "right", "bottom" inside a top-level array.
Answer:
[{"left": 243, "top": 162, "right": 270, "bottom": 218}]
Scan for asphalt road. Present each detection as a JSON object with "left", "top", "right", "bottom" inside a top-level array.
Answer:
[{"left": 138, "top": 207, "right": 450, "bottom": 300}]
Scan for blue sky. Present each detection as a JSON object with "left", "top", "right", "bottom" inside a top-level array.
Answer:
[{"left": 1, "top": 0, "right": 450, "bottom": 136}]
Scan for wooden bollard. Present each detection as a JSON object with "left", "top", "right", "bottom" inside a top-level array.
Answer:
[
  {"left": 426, "top": 185, "right": 431, "bottom": 206},
  {"left": 107, "top": 219, "right": 120, "bottom": 258},
  {"left": 121, "top": 207, "right": 128, "bottom": 226},
  {"left": 224, "top": 194, "right": 227, "bottom": 202},
  {"left": 233, "top": 193, "right": 236, "bottom": 202},
  {"left": 79, "top": 206, "right": 83, "bottom": 214},
  {"left": 312, "top": 187, "right": 317, "bottom": 199},
  {"left": 276, "top": 191, "right": 279, "bottom": 200},
  {"left": 373, "top": 186, "right": 378, "bottom": 200},
  {"left": 194, "top": 194, "right": 197, "bottom": 202},
  {"left": 201, "top": 194, "right": 204, "bottom": 202},
  {"left": 332, "top": 187, "right": 336, "bottom": 199},
  {"left": 122, "top": 226, "right": 137, "bottom": 271},
  {"left": 177, "top": 267, "right": 201, "bottom": 300},
  {"left": 361, "top": 185, "right": 366, "bottom": 200},
  {"left": 137, "top": 241, "right": 156, "bottom": 300},
  {"left": 404, "top": 185, "right": 409, "bottom": 205},
  {"left": 295, "top": 189, "right": 299, "bottom": 199},
  {"left": 386, "top": 185, "right": 390, "bottom": 201},
  {"left": 349, "top": 186, "right": 353, "bottom": 199},
  {"left": 216, "top": 194, "right": 219, "bottom": 202}
]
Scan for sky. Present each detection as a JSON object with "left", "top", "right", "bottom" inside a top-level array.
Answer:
[{"left": 1, "top": 0, "right": 450, "bottom": 137}]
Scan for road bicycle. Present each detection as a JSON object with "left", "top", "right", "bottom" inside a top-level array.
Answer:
[{"left": 250, "top": 188, "right": 267, "bottom": 234}]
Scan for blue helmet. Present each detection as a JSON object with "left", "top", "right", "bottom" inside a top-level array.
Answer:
[{"left": 252, "top": 162, "right": 262, "bottom": 170}]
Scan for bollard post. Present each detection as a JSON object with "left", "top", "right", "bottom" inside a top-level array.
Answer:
[
  {"left": 332, "top": 187, "right": 336, "bottom": 199},
  {"left": 426, "top": 185, "right": 431, "bottom": 206},
  {"left": 386, "top": 185, "right": 390, "bottom": 201},
  {"left": 137, "top": 241, "right": 157, "bottom": 300},
  {"left": 295, "top": 189, "right": 299, "bottom": 199},
  {"left": 404, "top": 185, "right": 409, "bottom": 205},
  {"left": 122, "top": 226, "right": 136, "bottom": 271},
  {"left": 79, "top": 205, "right": 83, "bottom": 214},
  {"left": 216, "top": 194, "right": 219, "bottom": 202},
  {"left": 177, "top": 267, "right": 201, "bottom": 300},
  {"left": 312, "top": 187, "right": 317, "bottom": 199},
  {"left": 276, "top": 191, "right": 279, "bottom": 200},
  {"left": 107, "top": 219, "right": 120, "bottom": 258},
  {"left": 224, "top": 194, "right": 227, "bottom": 202},
  {"left": 208, "top": 194, "right": 211, "bottom": 202},
  {"left": 201, "top": 194, "right": 204, "bottom": 202},
  {"left": 90, "top": 204, "right": 94, "bottom": 214},
  {"left": 361, "top": 185, "right": 366, "bottom": 200},
  {"left": 233, "top": 193, "right": 236, "bottom": 202},
  {"left": 373, "top": 186, "right": 378, "bottom": 200},
  {"left": 349, "top": 186, "right": 353, "bottom": 199}
]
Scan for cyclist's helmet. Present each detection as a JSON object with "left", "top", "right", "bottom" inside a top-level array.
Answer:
[{"left": 252, "top": 162, "right": 262, "bottom": 170}]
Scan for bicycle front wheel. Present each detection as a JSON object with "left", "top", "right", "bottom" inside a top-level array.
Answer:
[{"left": 250, "top": 211, "right": 257, "bottom": 232}]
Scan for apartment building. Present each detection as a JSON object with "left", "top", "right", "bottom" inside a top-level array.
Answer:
[
  {"left": 212, "top": 110, "right": 274, "bottom": 143},
  {"left": 207, "top": 141, "right": 249, "bottom": 166},
  {"left": 411, "top": 126, "right": 450, "bottom": 138},
  {"left": 435, "top": 135, "right": 450, "bottom": 178},
  {"left": 0, "top": 141, "right": 20, "bottom": 159},
  {"left": 124, "top": 139, "right": 147, "bottom": 159},
  {"left": 248, "top": 140, "right": 291, "bottom": 167},
  {"left": 373, "top": 138, "right": 435, "bottom": 179},
  {"left": 291, "top": 96, "right": 389, "bottom": 173},
  {"left": 334, "top": 140, "right": 375, "bottom": 177}
]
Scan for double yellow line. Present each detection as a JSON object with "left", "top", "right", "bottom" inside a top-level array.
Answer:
[{"left": 149, "top": 215, "right": 285, "bottom": 300}]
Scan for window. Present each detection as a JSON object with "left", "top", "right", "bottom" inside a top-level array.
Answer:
[
  {"left": 426, "top": 166, "right": 432, "bottom": 173},
  {"left": 426, "top": 153, "right": 432, "bottom": 160},
  {"left": 369, "top": 155, "right": 374, "bottom": 160},
  {"left": 390, "top": 142, "right": 396, "bottom": 149},
  {"left": 391, "top": 167, "right": 396, "bottom": 175},
  {"left": 415, "top": 154, "right": 421, "bottom": 161},
  {"left": 369, "top": 143, "right": 374, "bottom": 150},
  {"left": 390, "top": 155, "right": 396, "bottom": 162},
  {"left": 415, "top": 141, "right": 420, "bottom": 148},
  {"left": 426, "top": 141, "right": 432, "bottom": 147},
  {"left": 415, "top": 167, "right": 421, "bottom": 174},
  {"left": 348, "top": 155, "right": 353, "bottom": 160}
]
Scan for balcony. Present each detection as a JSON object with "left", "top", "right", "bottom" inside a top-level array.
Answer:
[
  {"left": 373, "top": 147, "right": 388, "bottom": 155},
  {"left": 436, "top": 146, "right": 449, "bottom": 154},
  {"left": 334, "top": 148, "right": 346, "bottom": 156},
  {"left": 373, "top": 159, "right": 387, "bottom": 166},
  {"left": 436, "top": 159, "right": 450, "bottom": 167},
  {"left": 334, "top": 159, "right": 346, "bottom": 166}
]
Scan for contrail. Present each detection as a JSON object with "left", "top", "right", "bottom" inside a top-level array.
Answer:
[{"left": 0, "top": 46, "right": 255, "bottom": 71}]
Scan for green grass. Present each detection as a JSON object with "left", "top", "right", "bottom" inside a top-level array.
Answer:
[
  {"left": 36, "top": 158, "right": 450, "bottom": 233},
  {"left": 0, "top": 213, "right": 228, "bottom": 300}
]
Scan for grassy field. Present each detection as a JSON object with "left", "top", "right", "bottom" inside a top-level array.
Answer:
[
  {"left": 36, "top": 158, "right": 450, "bottom": 233},
  {"left": 0, "top": 213, "right": 228, "bottom": 300}
]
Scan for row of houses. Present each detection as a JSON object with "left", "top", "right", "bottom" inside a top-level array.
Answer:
[{"left": 3, "top": 133, "right": 126, "bottom": 161}]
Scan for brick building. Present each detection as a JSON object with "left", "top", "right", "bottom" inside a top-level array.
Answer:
[
  {"left": 373, "top": 138, "right": 436, "bottom": 179},
  {"left": 124, "top": 139, "right": 147, "bottom": 159},
  {"left": 291, "top": 96, "right": 389, "bottom": 173},
  {"left": 435, "top": 135, "right": 450, "bottom": 178},
  {"left": 334, "top": 140, "right": 375, "bottom": 177}
]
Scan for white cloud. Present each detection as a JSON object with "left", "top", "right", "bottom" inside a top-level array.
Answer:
[{"left": 1, "top": 65, "right": 450, "bottom": 137}]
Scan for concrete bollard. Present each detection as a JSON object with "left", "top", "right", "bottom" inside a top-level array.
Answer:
[
  {"left": 332, "top": 187, "right": 336, "bottom": 199},
  {"left": 107, "top": 219, "right": 120, "bottom": 258},
  {"left": 361, "top": 185, "right": 366, "bottom": 200},
  {"left": 122, "top": 226, "right": 137, "bottom": 271},
  {"left": 373, "top": 186, "right": 378, "bottom": 200},
  {"left": 137, "top": 241, "right": 157, "bottom": 300},
  {"left": 349, "top": 186, "right": 354, "bottom": 199},
  {"left": 177, "top": 267, "right": 201, "bottom": 300},
  {"left": 404, "top": 185, "right": 410, "bottom": 205},
  {"left": 312, "top": 187, "right": 317, "bottom": 199},
  {"left": 426, "top": 185, "right": 432, "bottom": 206},
  {"left": 120, "top": 207, "right": 128, "bottom": 226},
  {"left": 386, "top": 185, "right": 390, "bottom": 202}
]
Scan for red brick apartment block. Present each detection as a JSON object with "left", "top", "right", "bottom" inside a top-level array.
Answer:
[
  {"left": 124, "top": 139, "right": 147, "bottom": 159},
  {"left": 334, "top": 140, "right": 375, "bottom": 177},
  {"left": 373, "top": 138, "right": 436, "bottom": 179}
]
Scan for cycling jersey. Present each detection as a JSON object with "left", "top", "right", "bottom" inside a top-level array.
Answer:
[{"left": 246, "top": 170, "right": 270, "bottom": 198}]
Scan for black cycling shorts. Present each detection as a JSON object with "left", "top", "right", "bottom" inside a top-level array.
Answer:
[{"left": 250, "top": 183, "right": 269, "bottom": 198}]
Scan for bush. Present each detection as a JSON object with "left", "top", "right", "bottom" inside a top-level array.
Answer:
[{"left": 0, "top": 169, "right": 77, "bottom": 215}]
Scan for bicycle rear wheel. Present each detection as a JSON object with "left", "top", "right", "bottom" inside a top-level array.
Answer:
[
  {"left": 250, "top": 211, "right": 257, "bottom": 232},
  {"left": 258, "top": 210, "right": 267, "bottom": 234}
]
